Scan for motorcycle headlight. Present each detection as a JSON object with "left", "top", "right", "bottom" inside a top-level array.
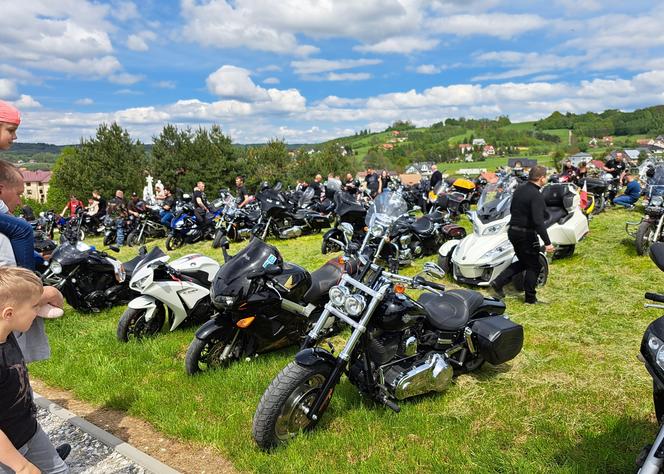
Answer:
[
  {"left": 370, "top": 224, "right": 385, "bottom": 238},
  {"left": 649, "top": 335, "right": 664, "bottom": 371},
  {"left": 481, "top": 244, "right": 511, "bottom": 260},
  {"left": 175, "top": 219, "right": 185, "bottom": 229},
  {"left": 483, "top": 223, "right": 505, "bottom": 236},
  {"left": 652, "top": 196, "right": 663, "bottom": 207},
  {"left": 131, "top": 275, "right": 150, "bottom": 291},
  {"left": 49, "top": 261, "right": 63, "bottom": 274},
  {"left": 329, "top": 285, "right": 349, "bottom": 306},
  {"left": 344, "top": 295, "right": 366, "bottom": 316}
]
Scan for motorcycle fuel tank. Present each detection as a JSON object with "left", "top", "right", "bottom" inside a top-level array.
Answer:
[{"left": 272, "top": 262, "right": 312, "bottom": 302}]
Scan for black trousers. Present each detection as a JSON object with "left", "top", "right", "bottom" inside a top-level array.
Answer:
[
  {"left": 493, "top": 228, "right": 542, "bottom": 302},
  {"left": 194, "top": 208, "right": 208, "bottom": 225}
]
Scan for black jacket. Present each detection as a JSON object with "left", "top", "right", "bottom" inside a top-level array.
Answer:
[
  {"left": 509, "top": 181, "right": 551, "bottom": 246},
  {"left": 430, "top": 170, "right": 442, "bottom": 189}
]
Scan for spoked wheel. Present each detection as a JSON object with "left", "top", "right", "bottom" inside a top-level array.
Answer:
[
  {"left": 165, "top": 234, "right": 184, "bottom": 251},
  {"left": 184, "top": 329, "right": 243, "bottom": 375},
  {"left": 636, "top": 221, "right": 655, "bottom": 256},
  {"left": 321, "top": 238, "right": 341, "bottom": 255},
  {"left": 253, "top": 361, "right": 333, "bottom": 450},
  {"left": 103, "top": 233, "right": 115, "bottom": 246},
  {"left": 117, "top": 305, "right": 166, "bottom": 342},
  {"left": 126, "top": 230, "right": 145, "bottom": 247}
]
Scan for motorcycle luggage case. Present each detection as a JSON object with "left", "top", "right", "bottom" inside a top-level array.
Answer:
[
  {"left": 580, "top": 177, "right": 608, "bottom": 194},
  {"left": 471, "top": 316, "right": 523, "bottom": 365}
]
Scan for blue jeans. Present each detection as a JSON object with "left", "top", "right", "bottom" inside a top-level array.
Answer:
[
  {"left": 614, "top": 195, "right": 637, "bottom": 207},
  {"left": 160, "top": 210, "right": 173, "bottom": 226},
  {"left": 0, "top": 213, "right": 35, "bottom": 270},
  {"left": 115, "top": 218, "right": 125, "bottom": 246}
]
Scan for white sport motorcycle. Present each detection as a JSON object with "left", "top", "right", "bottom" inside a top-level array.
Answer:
[
  {"left": 438, "top": 180, "right": 589, "bottom": 287},
  {"left": 117, "top": 246, "right": 220, "bottom": 341}
]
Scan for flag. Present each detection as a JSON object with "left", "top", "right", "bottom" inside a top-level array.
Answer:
[{"left": 580, "top": 181, "right": 588, "bottom": 209}]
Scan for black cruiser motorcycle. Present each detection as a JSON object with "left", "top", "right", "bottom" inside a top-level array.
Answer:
[
  {"left": 184, "top": 237, "right": 357, "bottom": 374},
  {"left": 252, "top": 257, "right": 523, "bottom": 450},
  {"left": 41, "top": 240, "right": 144, "bottom": 312},
  {"left": 321, "top": 191, "right": 368, "bottom": 255},
  {"left": 636, "top": 242, "right": 664, "bottom": 472}
]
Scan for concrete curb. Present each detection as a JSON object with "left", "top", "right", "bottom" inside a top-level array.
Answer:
[{"left": 33, "top": 392, "right": 181, "bottom": 474}]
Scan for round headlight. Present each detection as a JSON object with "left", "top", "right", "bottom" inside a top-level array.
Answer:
[
  {"left": 649, "top": 336, "right": 662, "bottom": 351},
  {"left": 652, "top": 196, "right": 663, "bottom": 207},
  {"left": 370, "top": 224, "right": 384, "bottom": 238},
  {"left": 49, "top": 261, "right": 63, "bottom": 274},
  {"left": 344, "top": 295, "right": 366, "bottom": 316},
  {"left": 329, "top": 285, "right": 349, "bottom": 306}
]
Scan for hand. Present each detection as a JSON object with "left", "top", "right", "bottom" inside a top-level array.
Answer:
[
  {"left": 545, "top": 244, "right": 555, "bottom": 253},
  {"left": 40, "top": 286, "right": 64, "bottom": 309},
  {"left": 16, "top": 461, "right": 40, "bottom": 474}
]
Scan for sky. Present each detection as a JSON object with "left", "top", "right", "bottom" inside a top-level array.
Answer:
[{"left": 2, "top": 0, "right": 664, "bottom": 145}]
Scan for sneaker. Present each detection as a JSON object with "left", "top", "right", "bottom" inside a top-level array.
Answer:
[
  {"left": 56, "top": 443, "right": 71, "bottom": 461},
  {"left": 489, "top": 281, "right": 505, "bottom": 299},
  {"left": 525, "top": 298, "right": 549, "bottom": 305}
]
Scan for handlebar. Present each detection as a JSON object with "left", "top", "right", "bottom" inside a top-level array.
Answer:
[
  {"left": 413, "top": 275, "right": 446, "bottom": 292},
  {"left": 645, "top": 292, "right": 664, "bottom": 303}
]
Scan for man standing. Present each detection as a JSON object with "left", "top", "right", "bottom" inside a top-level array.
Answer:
[
  {"left": 430, "top": 164, "right": 442, "bottom": 189},
  {"left": 364, "top": 167, "right": 379, "bottom": 197},
  {"left": 310, "top": 174, "right": 324, "bottom": 200},
  {"left": 193, "top": 181, "right": 210, "bottom": 224},
  {"left": 235, "top": 176, "right": 251, "bottom": 208},
  {"left": 490, "top": 166, "right": 555, "bottom": 304},
  {"left": 107, "top": 190, "right": 128, "bottom": 246},
  {"left": 604, "top": 152, "right": 626, "bottom": 202}
]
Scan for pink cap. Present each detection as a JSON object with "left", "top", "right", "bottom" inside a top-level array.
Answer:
[{"left": 0, "top": 101, "right": 20, "bottom": 125}]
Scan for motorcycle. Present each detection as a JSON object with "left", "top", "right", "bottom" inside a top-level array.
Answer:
[
  {"left": 251, "top": 259, "right": 523, "bottom": 450},
  {"left": 184, "top": 237, "right": 356, "bottom": 375},
  {"left": 126, "top": 207, "right": 169, "bottom": 247},
  {"left": 635, "top": 242, "right": 664, "bottom": 473},
  {"left": 41, "top": 240, "right": 144, "bottom": 312},
  {"left": 166, "top": 201, "right": 221, "bottom": 251},
  {"left": 578, "top": 174, "right": 612, "bottom": 215},
  {"left": 117, "top": 246, "right": 221, "bottom": 341},
  {"left": 212, "top": 196, "right": 261, "bottom": 247},
  {"left": 438, "top": 179, "right": 589, "bottom": 287},
  {"left": 62, "top": 207, "right": 105, "bottom": 242},
  {"left": 252, "top": 185, "right": 333, "bottom": 240},
  {"left": 628, "top": 167, "right": 664, "bottom": 256},
  {"left": 428, "top": 178, "right": 475, "bottom": 219},
  {"left": 321, "top": 191, "right": 368, "bottom": 255}
]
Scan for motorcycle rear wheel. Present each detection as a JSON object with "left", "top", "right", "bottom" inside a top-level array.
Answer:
[
  {"left": 184, "top": 329, "right": 242, "bottom": 375},
  {"left": 252, "top": 360, "right": 333, "bottom": 450},
  {"left": 116, "top": 305, "right": 165, "bottom": 342},
  {"left": 165, "top": 234, "right": 184, "bottom": 251},
  {"left": 636, "top": 221, "right": 655, "bottom": 256}
]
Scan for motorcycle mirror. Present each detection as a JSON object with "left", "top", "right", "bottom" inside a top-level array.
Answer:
[
  {"left": 423, "top": 262, "right": 445, "bottom": 279},
  {"left": 108, "top": 245, "right": 120, "bottom": 253},
  {"left": 650, "top": 243, "right": 664, "bottom": 272},
  {"left": 138, "top": 245, "right": 147, "bottom": 257},
  {"left": 219, "top": 237, "right": 233, "bottom": 263}
]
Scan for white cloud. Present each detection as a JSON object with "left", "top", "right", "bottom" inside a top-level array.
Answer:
[
  {"left": 428, "top": 13, "right": 547, "bottom": 39},
  {"left": 415, "top": 64, "right": 441, "bottom": 75},
  {"left": 257, "top": 65, "right": 282, "bottom": 73},
  {"left": 291, "top": 58, "right": 381, "bottom": 76},
  {"left": 472, "top": 51, "right": 586, "bottom": 81},
  {"left": 263, "top": 77, "right": 280, "bottom": 84},
  {"left": 111, "top": 1, "right": 140, "bottom": 21},
  {"left": 114, "top": 89, "right": 143, "bottom": 95},
  {"left": 0, "top": 79, "right": 18, "bottom": 99},
  {"left": 109, "top": 73, "right": 145, "bottom": 85},
  {"left": 127, "top": 31, "right": 157, "bottom": 51},
  {"left": 355, "top": 36, "right": 439, "bottom": 54},
  {"left": 324, "top": 72, "right": 371, "bottom": 81},
  {"left": 155, "top": 80, "right": 176, "bottom": 89},
  {"left": 75, "top": 98, "right": 94, "bottom": 105},
  {"left": 13, "top": 95, "right": 41, "bottom": 109}
]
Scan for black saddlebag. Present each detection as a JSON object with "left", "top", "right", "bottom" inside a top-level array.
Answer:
[{"left": 471, "top": 316, "right": 523, "bottom": 365}]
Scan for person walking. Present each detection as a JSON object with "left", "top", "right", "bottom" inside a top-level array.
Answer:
[{"left": 490, "top": 165, "right": 555, "bottom": 304}]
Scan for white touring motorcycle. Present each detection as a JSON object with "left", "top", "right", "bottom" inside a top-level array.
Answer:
[
  {"left": 117, "top": 247, "right": 220, "bottom": 341},
  {"left": 438, "top": 180, "right": 589, "bottom": 287}
]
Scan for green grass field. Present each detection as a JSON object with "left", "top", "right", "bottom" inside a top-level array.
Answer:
[{"left": 29, "top": 208, "right": 663, "bottom": 473}]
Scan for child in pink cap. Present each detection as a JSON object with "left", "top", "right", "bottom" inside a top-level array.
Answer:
[{"left": 0, "top": 100, "right": 20, "bottom": 150}]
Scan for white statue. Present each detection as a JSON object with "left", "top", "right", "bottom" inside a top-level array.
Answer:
[{"left": 143, "top": 175, "right": 155, "bottom": 205}]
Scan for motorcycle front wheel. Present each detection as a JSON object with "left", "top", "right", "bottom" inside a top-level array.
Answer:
[
  {"left": 184, "top": 329, "right": 243, "bottom": 375},
  {"left": 165, "top": 234, "right": 184, "bottom": 251},
  {"left": 116, "top": 304, "right": 165, "bottom": 342},
  {"left": 103, "top": 233, "right": 115, "bottom": 246},
  {"left": 636, "top": 221, "right": 655, "bottom": 256},
  {"left": 252, "top": 360, "right": 333, "bottom": 451},
  {"left": 212, "top": 229, "right": 225, "bottom": 249},
  {"left": 126, "top": 230, "right": 145, "bottom": 247}
]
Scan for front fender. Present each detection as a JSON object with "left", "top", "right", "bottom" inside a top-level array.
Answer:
[
  {"left": 439, "top": 239, "right": 459, "bottom": 258},
  {"left": 194, "top": 316, "right": 232, "bottom": 341},
  {"left": 127, "top": 295, "right": 157, "bottom": 310},
  {"left": 295, "top": 347, "right": 337, "bottom": 368}
]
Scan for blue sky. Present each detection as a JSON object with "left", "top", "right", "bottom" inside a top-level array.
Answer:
[{"left": 2, "top": 0, "right": 663, "bottom": 144}]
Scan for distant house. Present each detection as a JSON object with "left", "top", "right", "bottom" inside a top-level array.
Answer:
[
  {"left": 623, "top": 149, "right": 642, "bottom": 162},
  {"left": 405, "top": 162, "right": 435, "bottom": 175},
  {"left": 637, "top": 139, "right": 652, "bottom": 147},
  {"left": 588, "top": 137, "right": 598, "bottom": 147},
  {"left": 21, "top": 170, "right": 51, "bottom": 203},
  {"left": 602, "top": 136, "right": 614, "bottom": 146},
  {"left": 458, "top": 143, "right": 472, "bottom": 153},
  {"left": 472, "top": 138, "right": 486, "bottom": 147},
  {"left": 381, "top": 143, "right": 394, "bottom": 150},
  {"left": 568, "top": 152, "right": 593, "bottom": 167},
  {"left": 482, "top": 145, "right": 495, "bottom": 157},
  {"left": 391, "top": 130, "right": 401, "bottom": 136}
]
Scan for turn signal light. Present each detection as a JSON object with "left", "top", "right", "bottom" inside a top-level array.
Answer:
[
  {"left": 236, "top": 316, "right": 255, "bottom": 328},
  {"left": 363, "top": 226, "right": 368, "bottom": 232},
  {"left": 394, "top": 283, "right": 406, "bottom": 294},
  {"left": 337, "top": 255, "right": 346, "bottom": 264}
]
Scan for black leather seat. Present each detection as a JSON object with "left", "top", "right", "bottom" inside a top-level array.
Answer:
[
  {"left": 418, "top": 290, "right": 485, "bottom": 331},
  {"left": 411, "top": 216, "right": 434, "bottom": 234},
  {"left": 303, "top": 261, "right": 344, "bottom": 304},
  {"left": 543, "top": 206, "right": 567, "bottom": 228}
]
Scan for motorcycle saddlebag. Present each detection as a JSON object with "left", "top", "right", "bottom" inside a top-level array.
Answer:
[
  {"left": 442, "top": 223, "right": 466, "bottom": 239},
  {"left": 471, "top": 316, "right": 523, "bottom": 365}
]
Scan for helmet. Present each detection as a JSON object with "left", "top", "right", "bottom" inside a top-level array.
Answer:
[{"left": 647, "top": 166, "right": 656, "bottom": 178}]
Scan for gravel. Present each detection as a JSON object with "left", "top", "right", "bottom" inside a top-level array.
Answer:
[{"left": 36, "top": 407, "right": 147, "bottom": 474}]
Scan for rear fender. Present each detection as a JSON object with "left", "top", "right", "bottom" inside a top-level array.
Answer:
[{"left": 295, "top": 347, "right": 337, "bottom": 368}]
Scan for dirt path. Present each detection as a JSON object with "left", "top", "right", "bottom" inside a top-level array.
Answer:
[{"left": 32, "top": 379, "right": 240, "bottom": 474}]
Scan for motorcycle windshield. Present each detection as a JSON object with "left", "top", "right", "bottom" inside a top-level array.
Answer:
[
  {"left": 648, "top": 166, "right": 664, "bottom": 197},
  {"left": 211, "top": 237, "right": 283, "bottom": 301},
  {"left": 132, "top": 247, "right": 168, "bottom": 274},
  {"left": 334, "top": 192, "right": 366, "bottom": 218},
  {"left": 476, "top": 182, "right": 512, "bottom": 223},
  {"left": 298, "top": 187, "right": 315, "bottom": 207},
  {"left": 365, "top": 191, "right": 408, "bottom": 227},
  {"left": 50, "top": 241, "right": 90, "bottom": 266}
]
